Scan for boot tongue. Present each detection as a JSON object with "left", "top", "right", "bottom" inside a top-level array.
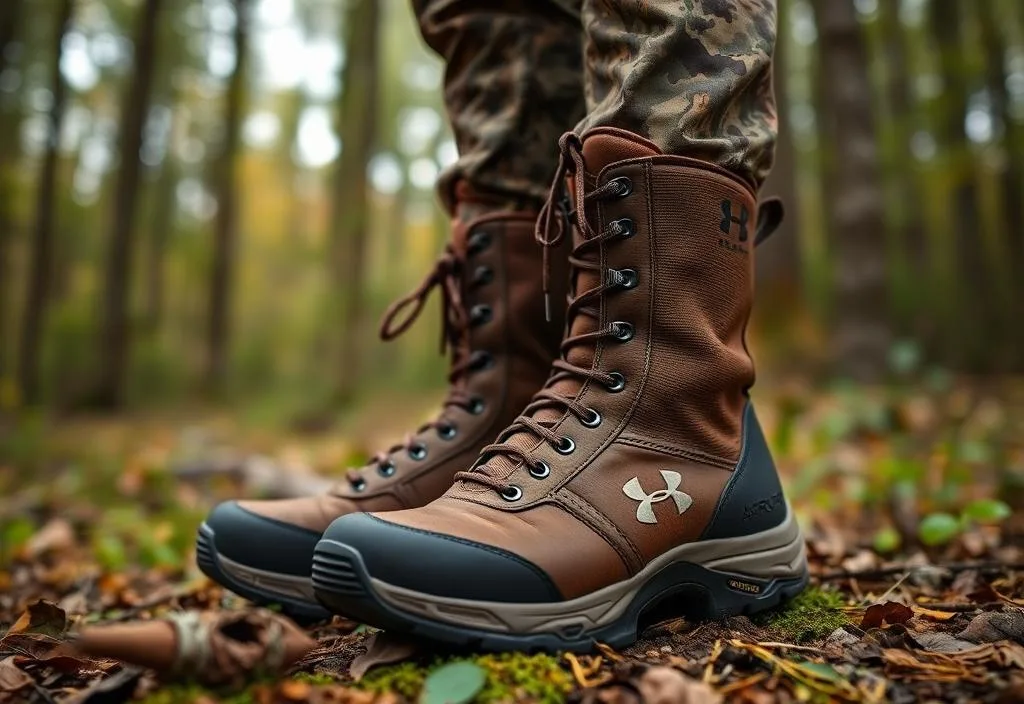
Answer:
[{"left": 476, "top": 130, "right": 660, "bottom": 482}]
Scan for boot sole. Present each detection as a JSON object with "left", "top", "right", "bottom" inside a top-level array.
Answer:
[
  {"left": 311, "top": 510, "right": 808, "bottom": 652},
  {"left": 196, "top": 522, "right": 329, "bottom": 622}
]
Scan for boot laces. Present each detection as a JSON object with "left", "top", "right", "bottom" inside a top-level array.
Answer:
[
  {"left": 341, "top": 247, "right": 483, "bottom": 490},
  {"left": 455, "top": 133, "right": 635, "bottom": 494}
]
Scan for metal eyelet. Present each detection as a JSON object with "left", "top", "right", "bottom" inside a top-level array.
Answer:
[
  {"left": 529, "top": 460, "right": 551, "bottom": 479},
  {"left": 606, "top": 372, "right": 626, "bottom": 393},
  {"left": 611, "top": 321, "right": 634, "bottom": 342},
  {"left": 470, "top": 350, "right": 494, "bottom": 371},
  {"left": 468, "top": 231, "right": 492, "bottom": 255},
  {"left": 350, "top": 477, "right": 367, "bottom": 492},
  {"left": 469, "top": 304, "right": 493, "bottom": 326},
  {"left": 377, "top": 461, "right": 396, "bottom": 478},
  {"left": 469, "top": 397, "right": 486, "bottom": 415},
  {"left": 581, "top": 409, "right": 602, "bottom": 428},
  {"left": 610, "top": 176, "right": 632, "bottom": 197},
  {"left": 501, "top": 485, "right": 523, "bottom": 501},
  {"left": 554, "top": 436, "right": 575, "bottom": 455},
  {"left": 408, "top": 443, "right": 427, "bottom": 461},
  {"left": 437, "top": 423, "right": 457, "bottom": 440},
  {"left": 613, "top": 218, "right": 635, "bottom": 238},
  {"left": 617, "top": 268, "right": 638, "bottom": 289},
  {"left": 473, "top": 265, "right": 494, "bottom": 286}
]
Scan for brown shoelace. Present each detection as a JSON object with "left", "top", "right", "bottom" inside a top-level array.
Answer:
[
  {"left": 342, "top": 247, "right": 482, "bottom": 490},
  {"left": 455, "top": 133, "right": 635, "bottom": 495}
]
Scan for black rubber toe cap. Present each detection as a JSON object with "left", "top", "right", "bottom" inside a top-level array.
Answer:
[
  {"left": 321, "top": 513, "right": 562, "bottom": 603},
  {"left": 207, "top": 501, "right": 320, "bottom": 576}
]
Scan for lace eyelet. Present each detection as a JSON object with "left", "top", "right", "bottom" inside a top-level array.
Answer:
[
  {"left": 468, "top": 231, "right": 492, "bottom": 255},
  {"left": 350, "top": 477, "right": 367, "bottom": 492},
  {"left": 470, "top": 350, "right": 494, "bottom": 371},
  {"left": 606, "top": 372, "right": 626, "bottom": 393},
  {"left": 501, "top": 485, "right": 523, "bottom": 501},
  {"left": 469, "top": 304, "right": 493, "bottom": 326},
  {"left": 610, "top": 176, "right": 632, "bottom": 197},
  {"left": 529, "top": 460, "right": 551, "bottom": 479},
  {"left": 377, "top": 462, "right": 396, "bottom": 478},
  {"left": 554, "top": 436, "right": 575, "bottom": 455},
  {"left": 617, "top": 268, "right": 639, "bottom": 290},
  {"left": 408, "top": 443, "right": 427, "bottom": 461},
  {"left": 437, "top": 423, "right": 457, "bottom": 440},
  {"left": 469, "top": 396, "right": 486, "bottom": 415},
  {"left": 613, "top": 217, "right": 635, "bottom": 238},
  {"left": 611, "top": 321, "right": 634, "bottom": 342},
  {"left": 581, "top": 409, "right": 602, "bottom": 428},
  {"left": 473, "top": 265, "right": 493, "bottom": 286}
]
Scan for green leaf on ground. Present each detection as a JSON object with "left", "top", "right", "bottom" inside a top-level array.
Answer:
[
  {"left": 919, "top": 512, "right": 961, "bottom": 546},
  {"left": 962, "top": 499, "right": 1011, "bottom": 524},
  {"left": 420, "top": 661, "right": 486, "bottom": 704}
]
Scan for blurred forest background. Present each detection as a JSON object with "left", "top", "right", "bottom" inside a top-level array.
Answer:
[{"left": 0, "top": 0, "right": 1022, "bottom": 414}]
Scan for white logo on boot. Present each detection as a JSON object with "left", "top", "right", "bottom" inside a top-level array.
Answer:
[{"left": 622, "top": 470, "right": 693, "bottom": 524}]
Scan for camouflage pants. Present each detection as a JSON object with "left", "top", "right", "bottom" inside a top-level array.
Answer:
[{"left": 413, "top": 0, "right": 778, "bottom": 212}]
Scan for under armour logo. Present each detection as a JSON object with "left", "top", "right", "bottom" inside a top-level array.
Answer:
[
  {"left": 720, "top": 200, "right": 749, "bottom": 242},
  {"left": 622, "top": 470, "right": 693, "bottom": 524}
]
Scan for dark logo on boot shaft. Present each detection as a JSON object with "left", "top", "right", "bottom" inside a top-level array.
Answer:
[
  {"left": 743, "top": 492, "right": 784, "bottom": 521},
  {"left": 718, "top": 199, "right": 750, "bottom": 254}
]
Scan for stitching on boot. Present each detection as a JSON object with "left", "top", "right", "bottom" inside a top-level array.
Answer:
[
  {"left": 615, "top": 435, "right": 735, "bottom": 470},
  {"left": 555, "top": 489, "right": 644, "bottom": 574}
]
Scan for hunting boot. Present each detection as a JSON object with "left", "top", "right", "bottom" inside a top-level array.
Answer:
[
  {"left": 311, "top": 128, "right": 808, "bottom": 650},
  {"left": 197, "top": 198, "right": 569, "bottom": 621}
]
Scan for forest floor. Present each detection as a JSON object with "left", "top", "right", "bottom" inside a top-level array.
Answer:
[{"left": 2, "top": 378, "right": 1024, "bottom": 703}]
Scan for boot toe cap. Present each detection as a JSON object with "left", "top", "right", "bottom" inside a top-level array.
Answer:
[
  {"left": 206, "top": 501, "right": 321, "bottom": 576},
  {"left": 320, "top": 513, "right": 562, "bottom": 603}
]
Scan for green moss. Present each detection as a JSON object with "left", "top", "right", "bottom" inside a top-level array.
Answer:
[
  {"left": 359, "top": 652, "right": 574, "bottom": 703},
  {"left": 757, "top": 586, "right": 850, "bottom": 643},
  {"left": 138, "top": 683, "right": 257, "bottom": 704}
]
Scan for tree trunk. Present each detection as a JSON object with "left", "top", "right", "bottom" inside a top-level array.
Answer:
[
  {"left": 205, "top": 0, "right": 249, "bottom": 393},
  {"left": 977, "top": 0, "right": 1024, "bottom": 367},
  {"left": 331, "top": 0, "right": 381, "bottom": 403},
  {"left": 929, "top": 0, "right": 989, "bottom": 370},
  {"left": 0, "top": 0, "right": 25, "bottom": 385},
  {"left": 15, "top": 0, "right": 73, "bottom": 406},
  {"left": 810, "top": 0, "right": 890, "bottom": 381},
  {"left": 878, "top": 0, "right": 927, "bottom": 308},
  {"left": 92, "top": 0, "right": 162, "bottom": 409},
  {"left": 756, "top": 0, "right": 801, "bottom": 308}
]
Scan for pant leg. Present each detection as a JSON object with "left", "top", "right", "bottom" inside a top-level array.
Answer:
[
  {"left": 576, "top": 0, "right": 777, "bottom": 189},
  {"left": 413, "top": 0, "right": 587, "bottom": 212}
]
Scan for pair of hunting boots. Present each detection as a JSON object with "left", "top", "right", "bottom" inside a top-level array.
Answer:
[{"left": 197, "top": 128, "right": 808, "bottom": 652}]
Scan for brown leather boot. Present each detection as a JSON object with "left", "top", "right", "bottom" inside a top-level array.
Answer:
[
  {"left": 312, "top": 128, "right": 808, "bottom": 648},
  {"left": 197, "top": 205, "right": 568, "bottom": 620}
]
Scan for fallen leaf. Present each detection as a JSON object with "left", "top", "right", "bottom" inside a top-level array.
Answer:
[
  {"left": 0, "top": 658, "right": 32, "bottom": 694},
  {"left": 911, "top": 605, "right": 957, "bottom": 621},
  {"left": 420, "top": 661, "right": 486, "bottom": 704},
  {"left": 348, "top": 632, "right": 420, "bottom": 681},
  {"left": 636, "top": 666, "right": 721, "bottom": 704},
  {"left": 8, "top": 600, "right": 67, "bottom": 638},
  {"left": 958, "top": 608, "right": 1024, "bottom": 644},
  {"left": 278, "top": 679, "right": 312, "bottom": 701},
  {"left": 860, "top": 601, "right": 914, "bottom": 629},
  {"left": 67, "top": 666, "right": 143, "bottom": 703},
  {"left": 914, "top": 632, "right": 977, "bottom": 653},
  {"left": 23, "top": 519, "right": 76, "bottom": 558}
]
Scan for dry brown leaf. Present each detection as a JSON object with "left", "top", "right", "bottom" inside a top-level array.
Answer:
[
  {"left": 278, "top": 679, "right": 312, "bottom": 701},
  {"left": 958, "top": 608, "right": 1024, "bottom": 644},
  {"left": 0, "top": 658, "right": 32, "bottom": 694},
  {"left": 861, "top": 601, "right": 914, "bottom": 629},
  {"left": 348, "top": 632, "right": 420, "bottom": 681},
  {"left": 636, "top": 667, "right": 721, "bottom": 704},
  {"left": 8, "top": 600, "right": 67, "bottom": 638},
  {"left": 911, "top": 605, "right": 957, "bottom": 621},
  {"left": 23, "top": 519, "right": 76, "bottom": 559}
]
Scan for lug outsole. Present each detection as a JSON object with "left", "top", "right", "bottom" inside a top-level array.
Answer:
[
  {"left": 311, "top": 538, "right": 809, "bottom": 653},
  {"left": 196, "top": 523, "right": 330, "bottom": 623}
]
